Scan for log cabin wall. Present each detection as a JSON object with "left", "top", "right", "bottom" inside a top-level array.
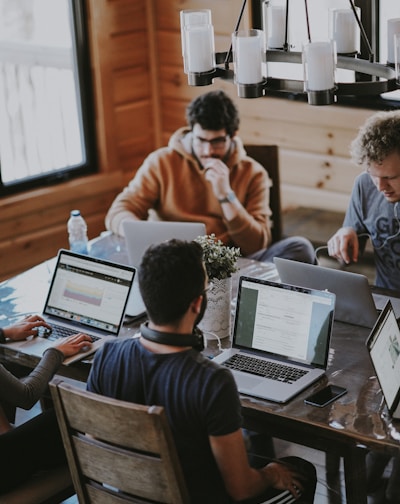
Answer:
[{"left": 0, "top": 0, "right": 381, "bottom": 281}]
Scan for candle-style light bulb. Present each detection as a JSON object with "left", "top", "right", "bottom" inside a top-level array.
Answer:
[
  {"left": 329, "top": 7, "right": 360, "bottom": 55},
  {"left": 303, "top": 41, "right": 336, "bottom": 105},
  {"left": 180, "top": 9, "right": 216, "bottom": 86},
  {"left": 388, "top": 18, "right": 400, "bottom": 65},
  {"left": 232, "top": 29, "right": 264, "bottom": 98},
  {"left": 263, "top": 2, "right": 286, "bottom": 50}
]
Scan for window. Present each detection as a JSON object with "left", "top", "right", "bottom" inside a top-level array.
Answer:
[
  {"left": 251, "top": 0, "right": 400, "bottom": 107},
  {"left": 0, "top": 0, "right": 95, "bottom": 196}
]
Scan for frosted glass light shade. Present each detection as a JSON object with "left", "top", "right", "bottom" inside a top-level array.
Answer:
[
  {"left": 329, "top": 8, "right": 360, "bottom": 54},
  {"left": 395, "top": 34, "right": 400, "bottom": 84},
  {"left": 303, "top": 41, "right": 336, "bottom": 92},
  {"left": 183, "top": 24, "right": 215, "bottom": 74},
  {"left": 180, "top": 10, "right": 213, "bottom": 73},
  {"left": 262, "top": 1, "right": 286, "bottom": 50},
  {"left": 232, "top": 29, "right": 263, "bottom": 84},
  {"left": 388, "top": 18, "right": 400, "bottom": 64}
]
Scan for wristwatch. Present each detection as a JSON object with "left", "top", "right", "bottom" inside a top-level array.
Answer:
[
  {"left": 218, "top": 190, "right": 236, "bottom": 204},
  {"left": 0, "top": 328, "right": 5, "bottom": 344}
]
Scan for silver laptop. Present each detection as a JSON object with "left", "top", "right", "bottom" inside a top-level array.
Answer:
[
  {"left": 213, "top": 276, "right": 336, "bottom": 403},
  {"left": 123, "top": 220, "right": 206, "bottom": 317},
  {"left": 366, "top": 300, "right": 400, "bottom": 419},
  {"left": 6, "top": 249, "right": 135, "bottom": 365},
  {"left": 274, "top": 257, "right": 384, "bottom": 328}
]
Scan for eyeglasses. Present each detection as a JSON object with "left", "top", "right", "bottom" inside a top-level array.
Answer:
[{"left": 193, "top": 135, "right": 229, "bottom": 149}]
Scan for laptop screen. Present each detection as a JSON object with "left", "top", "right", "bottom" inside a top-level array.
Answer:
[
  {"left": 44, "top": 250, "right": 135, "bottom": 335},
  {"left": 233, "top": 277, "right": 336, "bottom": 368},
  {"left": 123, "top": 220, "right": 206, "bottom": 266},
  {"left": 367, "top": 300, "right": 400, "bottom": 414}
]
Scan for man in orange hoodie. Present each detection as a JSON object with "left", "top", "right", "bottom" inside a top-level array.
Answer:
[{"left": 106, "top": 90, "right": 315, "bottom": 264}]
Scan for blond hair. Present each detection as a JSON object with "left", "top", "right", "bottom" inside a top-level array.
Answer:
[{"left": 350, "top": 110, "right": 400, "bottom": 166}]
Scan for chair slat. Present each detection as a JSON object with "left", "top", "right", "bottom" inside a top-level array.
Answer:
[{"left": 74, "top": 436, "right": 173, "bottom": 501}]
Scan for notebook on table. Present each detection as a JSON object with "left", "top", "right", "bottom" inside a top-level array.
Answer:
[
  {"left": 366, "top": 300, "right": 400, "bottom": 420},
  {"left": 123, "top": 220, "right": 206, "bottom": 317},
  {"left": 213, "top": 276, "right": 336, "bottom": 403},
  {"left": 5, "top": 249, "right": 135, "bottom": 365},
  {"left": 274, "top": 257, "right": 396, "bottom": 328}
]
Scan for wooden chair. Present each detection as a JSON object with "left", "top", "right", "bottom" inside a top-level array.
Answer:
[
  {"left": 49, "top": 378, "right": 190, "bottom": 504},
  {"left": 244, "top": 145, "right": 283, "bottom": 244}
]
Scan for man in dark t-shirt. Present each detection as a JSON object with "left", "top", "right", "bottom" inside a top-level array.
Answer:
[{"left": 88, "top": 239, "right": 316, "bottom": 503}]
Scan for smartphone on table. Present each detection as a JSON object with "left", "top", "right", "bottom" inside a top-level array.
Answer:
[{"left": 304, "top": 385, "right": 347, "bottom": 407}]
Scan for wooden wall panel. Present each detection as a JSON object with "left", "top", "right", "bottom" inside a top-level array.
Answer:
[
  {"left": 103, "top": 0, "right": 146, "bottom": 33},
  {"left": 118, "top": 139, "right": 154, "bottom": 176},
  {"left": 240, "top": 115, "right": 354, "bottom": 158},
  {"left": 279, "top": 150, "right": 362, "bottom": 193},
  {"left": 158, "top": 31, "right": 182, "bottom": 67},
  {"left": 235, "top": 99, "right": 373, "bottom": 211},
  {"left": 112, "top": 68, "right": 150, "bottom": 104},
  {"left": 0, "top": 173, "right": 122, "bottom": 281},
  {"left": 115, "top": 101, "right": 153, "bottom": 144},
  {"left": 86, "top": 0, "right": 155, "bottom": 173},
  {"left": 281, "top": 184, "right": 351, "bottom": 213},
  {"left": 108, "top": 32, "right": 149, "bottom": 69}
]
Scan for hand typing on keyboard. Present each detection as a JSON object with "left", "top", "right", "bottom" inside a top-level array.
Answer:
[
  {"left": 1, "top": 314, "right": 52, "bottom": 342},
  {"left": 52, "top": 333, "right": 93, "bottom": 359}
]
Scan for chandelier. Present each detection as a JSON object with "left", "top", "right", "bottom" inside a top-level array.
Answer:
[{"left": 180, "top": 0, "right": 400, "bottom": 106}]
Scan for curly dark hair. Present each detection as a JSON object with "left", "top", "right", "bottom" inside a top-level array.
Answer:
[
  {"left": 186, "top": 90, "right": 240, "bottom": 137},
  {"left": 350, "top": 110, "right": 400, "bottom": 166},
  {"left": 138, "top": 239, "right": 206, "bottom": 325}
]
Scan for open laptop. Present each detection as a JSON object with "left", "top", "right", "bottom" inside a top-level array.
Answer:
[
  {"left": 274, "top": 257, "right": 387, "bottom": 328},
  {"left": 366, "top": 300, "right": 400, "bottom": 420},
  {"left": 213, "top": 276, "right": 336, "bottom": 403},
  {"left": 123, "top": 220, "right": 206, "bottom": 317},
  {"left": 5, "top": 249, "right": 135, "bottom": 365}
]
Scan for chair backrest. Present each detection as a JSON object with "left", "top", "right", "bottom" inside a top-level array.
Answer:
[
  {"left": 49, "top": 378, "right": 190, "bottom": 504},
  {"left": 244, "top": 145, "right": 282, "bottom": 244}
]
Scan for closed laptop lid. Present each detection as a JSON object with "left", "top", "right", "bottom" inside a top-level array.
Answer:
[
  {"left": 233, "top": 276, "right": 336, "bottom": 370},
  {"left": 274, "top": 257, "right": 378, "bottom": 328},
  {"left": 43, "top": 249, "right": 135, "bottom": 336},
  {"left": 123, "top": 220, "right": 206, "bottom": 267},
  {"left": 366, "top": 300, "right": 400, "bottom": 418}
]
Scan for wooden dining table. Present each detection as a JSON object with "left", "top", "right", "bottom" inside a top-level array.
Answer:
[{"left": 1, "top": 232, "right": 399, "bottom": 503}]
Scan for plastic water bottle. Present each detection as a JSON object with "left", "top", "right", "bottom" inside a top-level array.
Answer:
[{"left": 67, "top": 209, "right": 89, "bottom": 254}]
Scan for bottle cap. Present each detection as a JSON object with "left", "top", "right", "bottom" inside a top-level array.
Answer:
[{"left": 71, "top": 209, "right": 81, "bottom": 217}]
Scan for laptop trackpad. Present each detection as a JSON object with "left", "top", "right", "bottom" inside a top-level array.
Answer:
[{"left": 236, "top": 373, "right": 264, "bottom": 390}]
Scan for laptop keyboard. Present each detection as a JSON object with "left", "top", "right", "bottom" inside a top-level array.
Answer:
[
  {"left": 222, "top": 354, "right": 308, "bottom": 383},
  {"left": 44, "top": 325, "right": 100, "bottom": 342}
]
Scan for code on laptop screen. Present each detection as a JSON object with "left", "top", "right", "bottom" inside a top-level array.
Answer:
[{"left": 233, "top": 278, "right": 335, "bottom": 367}]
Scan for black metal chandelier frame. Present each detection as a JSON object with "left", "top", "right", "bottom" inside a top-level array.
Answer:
[{"left": 186, "top": 0, "right": 399, "bottom": 105}]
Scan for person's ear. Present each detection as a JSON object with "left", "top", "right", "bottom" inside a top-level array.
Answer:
[{"left": 190, "top": 295, "right": 203, "bottom": 315}]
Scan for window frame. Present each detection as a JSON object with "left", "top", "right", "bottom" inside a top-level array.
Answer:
[
  {"left": 250, "top": 0, "right": 400, "bottom": 110},
  {"left": 0, "top": 0, "right": 97, "bottom": 197}
]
